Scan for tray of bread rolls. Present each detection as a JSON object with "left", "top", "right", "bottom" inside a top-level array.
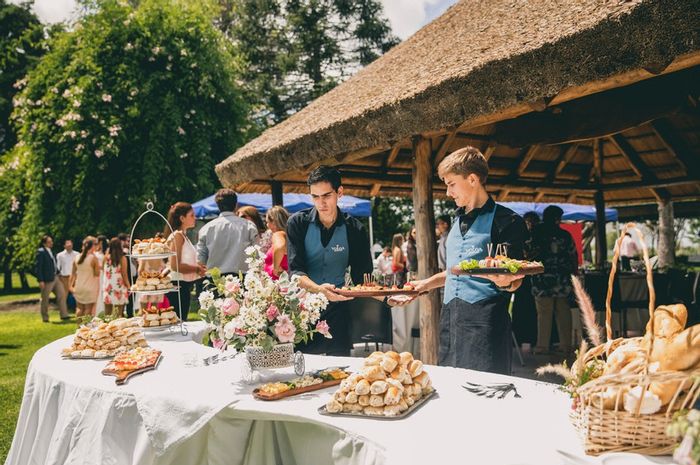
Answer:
[
  {"left": 61, "top": 318, "right": 148, "bottom": 359},
  {"left": 319, "top": 351, "right": 436, "bottom": 419}
]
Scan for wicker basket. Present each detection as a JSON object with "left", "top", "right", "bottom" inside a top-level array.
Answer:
[{"left": 571, "top": 223, "right": 700, "bottom": 456}]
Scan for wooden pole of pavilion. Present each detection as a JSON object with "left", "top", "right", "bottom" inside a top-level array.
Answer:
[
  {"left": 270, "top": 180, "right": 284, "bottom": 206},
  {"left": 593, "top": 139, "right": 607, "bottom": 269},
  {"left": 411, "top": 136, "right": 440, "bottom": 364},
  {"left": 657, "top": 197, "right": 675, "bottom": 268}
]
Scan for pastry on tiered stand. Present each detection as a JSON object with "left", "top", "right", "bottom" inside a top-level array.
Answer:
[
  {"left": 131, "top": 269, "right": 172, "bottom": 291},
  {"left": 140, "top": 304, "right": 179, "bottom": 328},
  {"left": 132, "top": 237, "right": 170, "bottom": 256},
  {"left": 61, "top": 318, "right": 148, "bottom": 358},
  {"left": 325, "top": 351, "right": 433, "bottom": 417}
]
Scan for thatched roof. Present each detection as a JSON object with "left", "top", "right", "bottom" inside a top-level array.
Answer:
[{"left": 216, "top": 0, "right": 700, "bottom": 205}]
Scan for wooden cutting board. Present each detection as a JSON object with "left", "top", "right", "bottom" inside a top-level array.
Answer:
[
  {"left": 334, "top": 288, "right": 420, "bottom": 297},
  {"left": 253, "top": 378, "right": 345, "bottom": 401},
  {"left": 102, "top": 353, "right": 162, "bottom": 385}
]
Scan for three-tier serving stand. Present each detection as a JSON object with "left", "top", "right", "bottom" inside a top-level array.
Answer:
[{"left": 127, "top": 202, "right": 187, "bottom": 336}]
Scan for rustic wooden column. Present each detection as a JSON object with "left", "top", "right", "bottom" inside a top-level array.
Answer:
[
  {"left": 411, "top": 136, "right": 440, "bottom": 364},
  {"left": 657, "top": 197, "right": 675, "bottom": 268},
  {"left": 593, "top": 139, "right": 607, "bottom": 269},
  {"left": 270, "top": 180, "right": 283, "bottom": 206}
]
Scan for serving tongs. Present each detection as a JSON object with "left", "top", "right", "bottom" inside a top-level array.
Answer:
[{"left": 462, "top": 381, "right": 521, "bottom": 399}]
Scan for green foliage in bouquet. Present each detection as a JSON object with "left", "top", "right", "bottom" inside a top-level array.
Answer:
[
  {"left": 668, "top": 408, "right": 700, "bottom": 465},
  {"left": 4, "top": 0, "right": 249, "bottom": 269}
]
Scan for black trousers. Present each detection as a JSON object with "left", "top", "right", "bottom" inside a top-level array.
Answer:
[
  {"left": 167, "top": 280, "right": 194, "bottom": 322},
  {"left": 296, "top": 300, "right": 351, "bottom": 356}
]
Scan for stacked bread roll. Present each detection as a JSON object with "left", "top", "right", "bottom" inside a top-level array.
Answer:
[
  {"left": 61, "top": 318, "right": 148, "bottom": 358},
  {"left": 325, "top": 351, "right": 433, "bottom": 417},
  {"left": 132, "top": 237, "right": 169, "bottom": 255},
  {"left": 140, "top": 305, "right": 179, "bottom": 327},
  {"left": 131, "top": 269, "right": 172, "bottom": 291}
]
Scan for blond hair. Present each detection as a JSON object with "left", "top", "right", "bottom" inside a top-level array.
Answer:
[
  {"left": 265, "top": 205, "right": 290, "bottom": 232},
  {"left": 437, "top": 146, "right": 488, "bottom": 184}
]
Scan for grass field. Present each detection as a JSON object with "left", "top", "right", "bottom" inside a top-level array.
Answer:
[{"left": 0, "top": 307, "right": 76, "bottom": 463}]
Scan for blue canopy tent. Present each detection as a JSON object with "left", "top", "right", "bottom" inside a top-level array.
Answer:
[
  {"left": 499, "top": 202, "right": 618, "bottom": 222},
  {"left": 193, "top": 193, "right": 372, "bottom": 219}
]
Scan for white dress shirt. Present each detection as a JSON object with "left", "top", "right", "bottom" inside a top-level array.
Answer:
[{"left": 55, "top": 250, "right": 79, "bottom": 277}]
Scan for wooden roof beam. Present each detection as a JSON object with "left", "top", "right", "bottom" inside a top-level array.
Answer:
[
  {"left": 370, "top": 183, "right": 382, "bottom": 197},
  {"left": 433, "top": 129, "right": 458, "bottom": 168},
  {"left": 546, "top": 143, "right": 579, "bottom": 184},
  {"left": 516, "top": 145, "right": 541, "bottom": 176},
  {"left": 385, "top": 143, "right": 402, "bottom": 168},
  {"left": 483, "top": 142, "right": 497, "bottom": 161},
  {"left": 651, "top": 119, "right": 700, "bottom": 182},
  {"left": 608, "top": 133, "right": 670, "bottom": 200}
]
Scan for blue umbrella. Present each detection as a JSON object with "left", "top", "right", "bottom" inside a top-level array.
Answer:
[{"left": 192, "top": 193, "right": 372, "bottom": 219}]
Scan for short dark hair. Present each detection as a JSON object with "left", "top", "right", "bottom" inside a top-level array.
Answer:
[
  {"left": 215, "top": 188, "right": 238, "bottom": 212},
  {"left": 437, "top": 214, "right": 451, "bottom": 227},
  {"left": 40, "top": 234, "right": 52, "bottom": 246},
  {"left": 543, "top": 205, "right": 564, "bottom": 224},
  {"left": 117, "top": 233, "right": 129, "bottom": 242},
  {"left": 307, "top": 165, "right": 341, "bottom": 190},
  {"left": 63, "top": 238, "right": 73, "bottom": 246}
]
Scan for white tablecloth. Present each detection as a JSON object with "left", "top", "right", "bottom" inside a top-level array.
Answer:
[{"left": 6, "top": 326, "right": 674, "bottom": 465}]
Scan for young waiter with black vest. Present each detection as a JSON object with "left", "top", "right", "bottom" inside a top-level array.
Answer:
[
  {"left": 287, "top": 166, "right": 400, "bottom": 356},
  {"left": 409, "top": 147, "right": 528, "bottom": 374}
]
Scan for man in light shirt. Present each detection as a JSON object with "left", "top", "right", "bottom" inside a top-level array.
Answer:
[
  {"left": 56, "top": 239, "right": 79, "bottom": 311},
  {"left": 619, "top": 232, "right": 639, "bottom": 271},
  {"left": 197, "top": 189, "right": 258, "bottom": 276},
  {"left": 375, "top": 246, "right": 393, "bottom": 275}
]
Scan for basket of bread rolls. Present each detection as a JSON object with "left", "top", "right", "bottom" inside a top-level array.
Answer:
[
  {"left": 538, "top": 223, "right": 700, "bottom": 456},
  {"left": 322, "top": 350, "right": 434, "bottom": 418}
]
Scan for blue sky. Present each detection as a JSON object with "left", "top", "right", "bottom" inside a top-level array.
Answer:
[{"left": 13, "top": 0, "right": 458, "bottom": 40}]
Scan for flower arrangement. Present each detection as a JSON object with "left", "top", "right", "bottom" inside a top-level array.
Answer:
[
  {"left": 199, "top": 246, "right": 331, "bottom": 352},
  {"left": 668, "top": 409, "right": 700, "bottom": 465}
]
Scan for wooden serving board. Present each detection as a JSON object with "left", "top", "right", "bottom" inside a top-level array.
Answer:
[
  {"left": 451, "top": 266, "right": 544, "bottom": 276},
  {"left": 253, "top": 378, "right": 345, "bottom": 401},
  {"left": 102, "top": 353, "right": 162, "bottom": 385},
  {"left": 335, "top": 288, "right": 421, "bottom": 297}
]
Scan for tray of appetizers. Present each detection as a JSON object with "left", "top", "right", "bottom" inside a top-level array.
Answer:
[
  {"left": 318, "top": 388, "right": 436, "bottom": 419},
  {"left": 253, "top": 367, "right": 351, "bottom": 401},
  {"left": 102, "top": 347, "right": 162, "bottom": 385},
  {"left": 452, "top": 256, "right": 544, "bottom": 276},
  {"left": 335, "top": 284, "right": 420, "bottom": 297}
]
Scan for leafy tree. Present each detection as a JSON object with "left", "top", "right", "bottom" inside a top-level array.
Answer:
[
  {"left": 5, "top": 0, "right": 249, "bottom": 270},
  {"left": 220, "top": 0, "right": 399, "bottom": 126}
]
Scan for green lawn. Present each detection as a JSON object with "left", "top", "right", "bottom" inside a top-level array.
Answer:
[{"left": 0, "top": 308, "right": 77, "bottom": 463}]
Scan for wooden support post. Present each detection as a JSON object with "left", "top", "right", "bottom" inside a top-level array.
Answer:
[
  {"left": 657, "top": 197, "right": 675, "bottom": 269},
  {"left": 271, "top": 180, "right": 283, "bottom": 206},
  {"left": 412, "top": 137, "right": 440, "bottom": 364},
  {"left": 593, "top": 139, "right": 607, "bottom": 269}
]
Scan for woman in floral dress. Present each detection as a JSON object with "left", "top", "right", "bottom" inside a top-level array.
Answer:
[{"left": 103, "top": 237, "right": 130, "bottom": 318}]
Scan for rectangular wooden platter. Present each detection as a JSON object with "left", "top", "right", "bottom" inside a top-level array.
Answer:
[
  {"left": 451, "top": 266, "right": 544, "bottom": 276},
  {"left": 102, "top": 353, "right": 162, "bottom": 385},
  {"left": 317, "top": 389, "right": 437, "bottom": 420},
  {"left": 334, "top": 288, "right": 421, "bottom": 297},
  {"left": 253, "top": 378, "right": 345, "bottom": 401}
]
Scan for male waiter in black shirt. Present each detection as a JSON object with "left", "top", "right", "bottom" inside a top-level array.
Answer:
[
  {"left": 409, "top": 147, "right": 528, "bottom": 374},
  {"left": 286, "top": 166, "right": 374, "bottom": 356}
]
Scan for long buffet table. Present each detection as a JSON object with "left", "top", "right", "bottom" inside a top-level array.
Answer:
[{"left": 5, "top": 322, "right": 673, "bottom": 465}]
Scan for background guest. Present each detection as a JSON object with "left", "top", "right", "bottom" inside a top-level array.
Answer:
[
  {"left": 197, "top": 189, "right": 258, "bottom": 277},
  {"left": 70, "top": 236, "right": 100, "bottom": 320},
  {"left": 619, "top": 232, "right": 639, "bottom": 271},
  {"left": 36, "top": 234, "right": 69, "bottom": 322},
  {"left": 102, "top": 237, "right": 130, "bottom": 318},
  {"left": 529, "top": 206, "right": 578, "bottom": 356},
  {"left": 238, "top": 205, "right": 271, "bottom": 252},
  {"left": 56, "top": 239, "right": 79, "bottom": 312},
  {"left": 264, "top": 206, "right": 290, "bottom": 279},
  {"left": 376, "top": 246, "right": 393, "bottom": 276},
  {"left": 436, "top": 215, "right": 451, "bottom": 271},
  {"left": 391, "top": 233, "right": 407, "bottom": 287},
  {"left": 166, "top": 202, "right": 205, "bottom": 321},
  {"left": 406, "top": 227, "right": 418, "bottom": 277},
  {"left": 94, "top": 234, "right": 108, "bottom": 316}
]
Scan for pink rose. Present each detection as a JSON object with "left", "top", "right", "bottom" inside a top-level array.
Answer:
[
  {"left": 224, "top": 280, "right": 240, "bottom": 294},
  {"left": 316, "top": 320, "right": 332, "bottom": 339},
  {"left": 234, "top": 327, "right": 247, "bottom": 336},
  {"left": 274, "top": 314, "right": 296, "bottom": 343},
  {"left": 266, "top": 304, "right": 279, "bottom": 322},
  {"left": 221, "top": 298, "right": 239, "bottom": 316},
  {"left": 212, "top": 338, "right": 224, "bottom": 349}
]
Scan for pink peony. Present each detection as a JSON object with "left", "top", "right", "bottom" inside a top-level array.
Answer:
[
  {"left": 224, "top": 280, "right": 240, "bottom": 294},
  {"left": 221, "top": 298, "right": 239, "bottom": 316},
  {"left": 212, "top": 338, "right": 225, "bottom": 349},
  {"left": 266, "top": 304, "right": 279, "bottom": 322},
  {"left": 316, "top": 320, "right": 332, "bottom": 339},
  {"left": 274, "top": 314, "right": 296, "bottom": 343},
  {"left": 234, "top": 327, "right": 247, "bottom": 336}
]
